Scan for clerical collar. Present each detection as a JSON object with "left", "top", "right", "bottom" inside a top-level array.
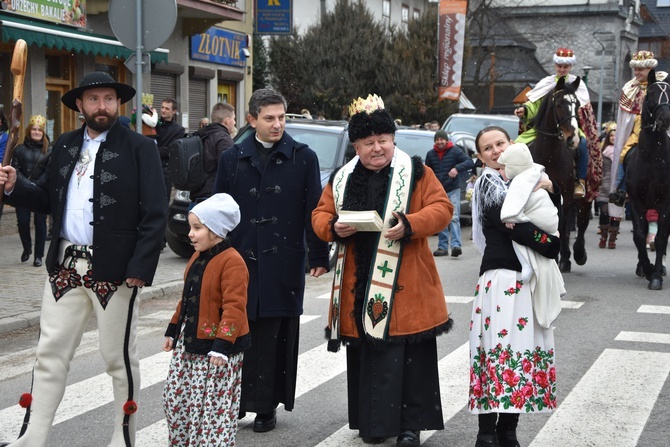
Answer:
[
  {"left": 84, "top": 128, "right": 109, "bottom": 143},
  {"left": 255, "top": 135, "right": 275, "bottom": 149}
]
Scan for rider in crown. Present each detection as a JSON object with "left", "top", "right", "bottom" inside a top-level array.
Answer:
[{"left": 515, "top": 47, "right": 600, "bottom": 200}]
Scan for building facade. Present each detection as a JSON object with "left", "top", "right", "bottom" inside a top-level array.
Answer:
[{"left": 0, "top": 0, "right": 253, "bottom": 141}]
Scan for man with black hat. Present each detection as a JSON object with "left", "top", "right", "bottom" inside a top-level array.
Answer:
[
  {"left": 425, "top": 129, "right": 474, "bottom": 258},
  {"left": 0, "top": 71, "right": 167, "bottom": 447}
]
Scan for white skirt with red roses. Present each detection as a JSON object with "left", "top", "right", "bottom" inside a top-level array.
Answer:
[
  {"left": 468, "top": 268, "right": 557, "bottom": 414},
  {"left": 163, "top": 331, "right": 243, "bottom": 446}
]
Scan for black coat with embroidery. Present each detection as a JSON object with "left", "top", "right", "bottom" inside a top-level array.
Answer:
[{"left": 5, "top": 121, "right": 167, "bottom": 284}]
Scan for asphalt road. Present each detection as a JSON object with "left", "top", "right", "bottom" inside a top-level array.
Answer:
[{"left": 0, "top": 221, "right": 668, "bottom": 447}]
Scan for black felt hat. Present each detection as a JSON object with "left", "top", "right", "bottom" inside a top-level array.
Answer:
[{"left": 61, "top": 72, "right": 136, "bottom": 111}]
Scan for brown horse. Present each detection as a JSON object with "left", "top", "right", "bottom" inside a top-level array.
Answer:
[
  {"left": 527, "top": 77, "right": 591, "bottom": 273},
  {"left": 626, "top": 69, "right": 670, "bottom": 290}
]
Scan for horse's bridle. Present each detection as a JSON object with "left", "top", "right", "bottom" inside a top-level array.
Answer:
[
  {"left": 535, "top": 90, "right": 578, "bottom": 141},
  {"left": 643, "top": 81, "right": 670, "bottom": 131}
]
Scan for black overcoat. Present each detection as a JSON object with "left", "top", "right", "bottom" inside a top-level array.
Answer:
[
  {"left": 5, "top": 121, "right": 167, "bottom": 284},
  {"left": 213, "top": 131, "right": 329, "bottom": 319}
]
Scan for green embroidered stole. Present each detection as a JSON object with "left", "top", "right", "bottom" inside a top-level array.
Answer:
[{"left": 329, "top": 149, "right": 414, "bottom": 345}]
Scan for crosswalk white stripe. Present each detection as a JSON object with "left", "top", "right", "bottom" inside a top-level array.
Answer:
[
  {"left": 0, "top": 326, "right": 160, "bottom": 381},
  {"left": 316, "top": 342, "right": 470, "bottom": 446},
  {"left": 637, "top": 305, "right": 670, "bottom": 314},
  {"left": 0, "top": 351, "right": 172, "bottom": 440},
  {"left": 137, "top": 340, "right": 348, "bottom": 444},
  {"left": 560, "top": 300, "right": 584, "bottom": 309},
  {"left": 530, "top": 349, "right": 670, "bottom": 447},
  {"left": 300, "top": 315, "right": 321, "bottom": 324},
  {"left": 615, "top": 331, "right": 670, "bottom": 345},
  {"left": 446, "top": 295, "right": 474, "bottom": 304}
]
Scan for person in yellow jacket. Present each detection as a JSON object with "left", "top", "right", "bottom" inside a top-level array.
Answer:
[{"left": 515, "top": 48, "right": 596, "bottom": 199}]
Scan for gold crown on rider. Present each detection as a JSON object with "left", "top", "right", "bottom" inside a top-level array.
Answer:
[
  {"left": 29, "top": 114, "right": 46, "bottom": 130},
  {"left": 629, "top": 51, "right": 658, "bottom": 69},
  {"left": 553, "top": 47, "right": 576, "bottom": 65},
  {"left": 348, "top": 94, "right": 385, "bottom": 116},
  {"left": 141, "top": 93, "right": 154, "bottom": 106}
]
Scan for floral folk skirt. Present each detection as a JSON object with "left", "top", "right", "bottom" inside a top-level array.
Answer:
[
  {"left": 468, "top": 269, "right": 557, "bottom": 414},
  {"left": 164, "top": 331, "right": 244, "bottom": 446}
]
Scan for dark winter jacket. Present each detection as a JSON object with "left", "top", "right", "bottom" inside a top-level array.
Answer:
[
  {"left": 424, "top": 143, "right": 474, "bottom": 193},
  {"left": 11, "top": 139, "right": 51, "bottom": 182},
  {"left": 5, "top": 121, "right": 168, "bottom": 284},
  {"left": 191, "top": 123, "right": 234, "bottom": 201},
  {"left": 213, "top": 131, "right": 329, "bottom": 319},
  {"left": 156, "top": 118, "right": 185, "bottom": 161}
]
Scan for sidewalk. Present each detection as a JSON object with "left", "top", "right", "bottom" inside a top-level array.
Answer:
[{"left": 0, "top": 212, "right": 189, "bottom": 334}]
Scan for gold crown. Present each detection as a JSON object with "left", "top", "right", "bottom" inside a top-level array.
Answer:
[
  {"left": 556, "top": 48, "right": 574, "bottom": 58},
  {"left": 348, "top": 94, "right": 385, "bottom": 116},
  {"left": 29, "top": 115, "right": 46, "bottom": 129},
  {"left": 633, "top": 50, "right": 655, "bottom": 61},
  {"left": 141, "top": 93, "right": 154, "bottom": 106}
]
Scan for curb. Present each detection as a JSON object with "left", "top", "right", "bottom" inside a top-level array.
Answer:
[{"left": 0, "top": 279, "right": 185, "bottom": 335}]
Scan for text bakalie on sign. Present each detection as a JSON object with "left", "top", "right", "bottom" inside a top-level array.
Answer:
[
  {"left": 191, "top": 27, "right": 247, "bottom": 68},
  {"left": 0, "top": 0, "right": 86, "bottom": 27}
]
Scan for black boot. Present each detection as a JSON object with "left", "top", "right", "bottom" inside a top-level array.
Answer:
[
  {"left": 476, "top": 414, "right": 500, "bottom": 446},
  {"left": 496, "top": 413, "right": 520, "bottom": 447}
]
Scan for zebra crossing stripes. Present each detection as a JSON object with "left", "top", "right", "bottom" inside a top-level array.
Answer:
[
  {"left": 529, "top": 349, "right": 670, "bottom": 447},
  {"left": 615, "top": 331, "right": 670, "bottom": 345},
  {"left": 637, "top": 305, "right": 670, "bottom": 314},
  {"left": 315, "top": 342, "right": 471, "bottom": 446}
]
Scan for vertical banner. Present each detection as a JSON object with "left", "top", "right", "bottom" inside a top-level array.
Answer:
[{"left": 438, "top": 0, "right": 468, "bottom": 101}]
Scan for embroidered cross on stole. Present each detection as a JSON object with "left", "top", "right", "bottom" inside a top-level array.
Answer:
[{"left": 328, "top": 149, "right": 414, "bottom": 349}]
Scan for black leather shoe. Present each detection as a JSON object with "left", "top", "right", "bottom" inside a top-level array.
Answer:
[
  {"left": 475, "top": 433, "right": 500, "bottom": 447},
  {"left": 396, "top": 429, "right": 420, "bottom": 446},
  {"left": 33, "top": 257, "right": 42, "bottom": 267},
  {"left": 253, "top": 410, "right": 276, "bottom": 432},
  {"left": 20, "top": 249, "right": 31, "bottom": 262}
]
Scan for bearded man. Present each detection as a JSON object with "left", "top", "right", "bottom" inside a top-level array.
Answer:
[{"left": 0, "top": 71, "right": 167, "bottom": 447}]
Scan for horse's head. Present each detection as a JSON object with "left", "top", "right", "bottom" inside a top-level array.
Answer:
[
  {"left": 553, "top": 77, "right": 581, "bottom": 145},
  {"left": 530, "top": 77, "right": 580, "bottom": 145},
  {"left": 643, "top": 69, "right": 670, "bottom": 132}
]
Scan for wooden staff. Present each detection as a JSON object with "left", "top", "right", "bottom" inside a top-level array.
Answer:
[{"left": 0, "top": 39, "right": 28, "bottom": 202}]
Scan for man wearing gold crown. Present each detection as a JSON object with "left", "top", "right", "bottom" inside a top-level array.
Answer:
[
  {"left": 515, "top": 47, "right": 601, "bottom": 200},
  {"left": 213, "top": 88, "right": 329, "bottom": 433},
  {"left": 312, "top": 94, "right": 454, "bottom": 446},
  {"left": 606, "top": 50, "right": 668, "bottom": 247}
]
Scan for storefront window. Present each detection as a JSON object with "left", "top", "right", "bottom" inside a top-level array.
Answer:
[{"left": 46, "top": 54, "right": 70, "bottom": 80}]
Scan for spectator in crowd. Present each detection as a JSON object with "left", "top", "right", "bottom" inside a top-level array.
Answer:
[
  {"left": 190, "top": 102, "right": 237, "bottom": 204},
  {"left": 426, "top": 129, "right": 474, "bottom": 258},
  {"left": 11, "top": 115, "right": 52, "bottom": 267},
  {"left": 199, "top": 117, "right": 210, "bottom": 129},
  {"left": 156, "top": 98, "right": 185, "bottom": 206}
]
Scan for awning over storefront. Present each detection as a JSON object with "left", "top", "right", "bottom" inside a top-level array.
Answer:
[{"left": 0, "top": 15, "right": 169, "bottom": 64}]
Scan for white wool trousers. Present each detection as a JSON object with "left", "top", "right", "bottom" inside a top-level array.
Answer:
[{"left": 10, "top": 242, "right": 140, "bottom": 447}]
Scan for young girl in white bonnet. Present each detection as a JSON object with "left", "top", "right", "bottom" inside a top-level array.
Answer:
[{"left": 163, "top": 193, "right": 250, "bottom": 446}]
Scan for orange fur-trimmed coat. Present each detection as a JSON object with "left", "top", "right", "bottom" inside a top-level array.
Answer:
[{"left": 312, "top": 159, "right": 454, "bottom": 343}]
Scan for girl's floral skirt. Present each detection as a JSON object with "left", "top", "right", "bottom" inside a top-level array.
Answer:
[
  {"left": 468, "top": 268, "right": 557, "bottom": 414},
  {"left": 163, "top": 331, "right": 243, "bottom": 446}
]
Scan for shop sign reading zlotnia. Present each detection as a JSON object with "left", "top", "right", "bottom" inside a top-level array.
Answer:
[
  {"left": 190, "top": 27, "right": 247, "bottom": 68},
  {"left": 0, "top": 0, "right": 86, "bottom": 27}
]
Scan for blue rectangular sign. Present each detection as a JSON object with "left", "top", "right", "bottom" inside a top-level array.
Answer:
[
  {"left": 256, "top": 0, "right": 292, "bottom": 35},
  {"left": 190, "top": 27, "right": 247, "bottom": 67}
]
